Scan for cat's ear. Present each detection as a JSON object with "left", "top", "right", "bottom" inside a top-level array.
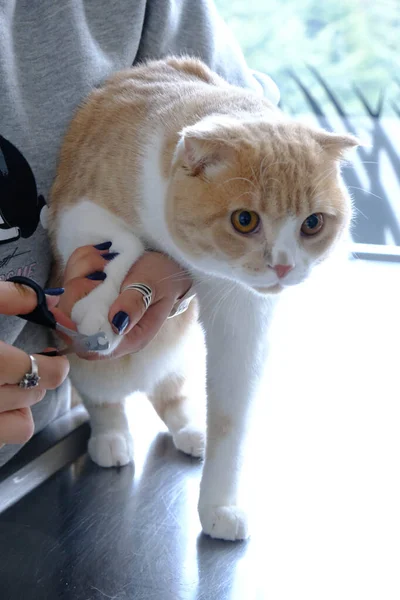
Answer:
[
  {"left": 181, "top": 136, "right": 234, "bottom": 177},
  {"left": 314, "top": 130, "right": 360, "bottom": 159},
  {"left": 178, "top": 123, "right": 235, "bottom": 177}
]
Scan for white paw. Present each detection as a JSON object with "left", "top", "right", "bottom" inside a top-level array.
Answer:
[
  {"left": 71, "top": 289, "right": 120, "bottom": 354},
  {"left": 199, "top": 505, "right": 250, "bottom": 541},
  {"left": 173, "top": 425, "right": 205, "bottom": 458},
  {"left": 88, "top": 430, "right": 133, "bottom": 467}
]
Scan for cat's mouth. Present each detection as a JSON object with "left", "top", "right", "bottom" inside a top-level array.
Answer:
[{"left": 253, "top": 283, "right": 283, "bottom": 295}]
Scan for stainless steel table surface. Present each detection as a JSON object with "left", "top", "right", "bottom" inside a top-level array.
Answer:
[{"left": 0, "top": 259, "right": 399, "bottom": 600}]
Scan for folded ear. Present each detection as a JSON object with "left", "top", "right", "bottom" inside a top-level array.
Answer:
[
  {"left": 178, "top": 117, "right": 237, "bottom": 177},
  {"left": 182, "top": 137, "right": 235, "bottom": 177},
  {"left": 314, "top": 130, "right": 360, "bottom": 159}
]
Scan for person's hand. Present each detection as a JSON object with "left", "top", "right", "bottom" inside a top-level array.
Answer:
[
  {"left": 0, "top": 281, "right": 70, "bottom": 447},
  {"left": 58, "top": 246, "right": 192, "bottom": 360}
]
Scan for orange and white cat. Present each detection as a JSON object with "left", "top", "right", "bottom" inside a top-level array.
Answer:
[{"left": 49, "top": 57, "right": 358, "bottom": 541}]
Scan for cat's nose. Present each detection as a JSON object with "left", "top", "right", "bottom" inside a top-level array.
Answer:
[{"left": 271, "top": 264, "right": 293, "bottom": 279}]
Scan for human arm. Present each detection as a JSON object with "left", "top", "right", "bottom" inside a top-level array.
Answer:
[
  {"left": 136, "top": 0, "right": 279, "bottom": 103},
  {"left": 0, "top": 282, "right": 70, "bottom": 446}
]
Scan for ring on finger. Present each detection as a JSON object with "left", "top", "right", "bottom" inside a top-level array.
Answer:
[
  {"left": 18, "top": 355, "right": 41, "bottom": 389},
  {"left": 121, "top": 283, "right": 153, "bottom": 311}
]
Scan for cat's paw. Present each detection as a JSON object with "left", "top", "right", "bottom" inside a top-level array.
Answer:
[
  {"left": 88, "top": 430, "right": 133, "bottom": 467},
  {"left": 199, "top": 505, "right": 250, "bottom": 541},
  {"left": 72, "top": 290, "right": 120, "bottom": 354},
  {"left": 173, "top": 425, "right": 205, "bottom": 458}
]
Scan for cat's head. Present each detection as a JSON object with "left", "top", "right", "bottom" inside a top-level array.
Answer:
[{"left": 167, "top": 115, "right": 358, "bottom": 294}]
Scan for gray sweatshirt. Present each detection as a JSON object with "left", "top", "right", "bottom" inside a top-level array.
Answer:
[{"left": 0, "top": 0, "right": 279, "bottom": 466}]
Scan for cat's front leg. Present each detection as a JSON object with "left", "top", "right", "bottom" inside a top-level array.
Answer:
[
  {"left": 56, "top": 200, "right": 145, "bottom": 353},
  {"left": 196, "top": 280, "right": 274, "bottom": 541}
]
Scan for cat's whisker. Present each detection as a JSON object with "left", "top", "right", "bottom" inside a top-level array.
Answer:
[
  {"left": 249, "top": 162, "right": 258, "bottom": 184},
  {"left": 310, "top": 166, "right": 337, "bottom": 197},
  {"left": 352, "top": 205, "right": 369, "bottom": 220},
  {"left": 259, "top": 159, "right": 290, "bottom": 193},
  {"left": 258, "top": 154, "right": 269, "bottom": 181},
  {"left": 260, "top": 159, "right": 290, "bottom": 178},
  {"left": 159, "top": 277, "right": 193, "bottom": 287},
  {"left": 313, "top": 166, "right": 337, "bottom": 190},
  {"left": 348, "top": 160, "right": 378, "bottom": 166},
  {"left": 198, "top": 285, "right": 221, "bottom": 314},
  {"left": 200, "top": 293, "right": 220, "bottom": 322},
  {"left": 198, "top": 277, "right": 235, "bottom": 320},
  {"left": 209, "top": 294, "right": 223, "bottom": 328},
  {"left": 209, "top": 282, "right": 235, "bottom": 331},
  {"left": 234, "top": 189, "right": 257, "bottom": 203},
  {"left": 259, "top": 155, "right": 285, "bottom": 183},
  {"left": 219, "top": 176, "right": 257, "bottom": 191},
  {"left": 222, "top": 283, "right": 238, "bottom": 337},
  {"left": 263, "top": 176, "right": 281, "bottom": 189},
  {"left": 347, "top": 186, "right": 384, "bottom": 201},
  {"left": 156, "top": 270, "right": 190, "bottom": 284},
  {"left": 186, "top": 275, "right": 222, "bottom": 312}
]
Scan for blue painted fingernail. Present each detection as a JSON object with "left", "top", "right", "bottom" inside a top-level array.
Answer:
[
  {"left": 44, "top": 287, "right": 65, "bottom": 296},
  {"left": 86, "top": 271, "right": 107, "bottom": 281},
  {"left": 94, "top": 241, "right": 112, "bottom": 250},
  {"left": 112, "top": 311, "right": 129, "bottom": 335},
  {"left": 101, "top": 252, "right": 119, "bottom": 261}
]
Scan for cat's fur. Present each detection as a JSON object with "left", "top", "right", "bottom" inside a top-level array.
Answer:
[{"left": 49, "top": 57, "right": 358, "bottom": 541}]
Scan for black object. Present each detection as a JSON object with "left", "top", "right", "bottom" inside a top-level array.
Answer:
[
  {"left": 0, "top": 135, "right": 46, "bottom": 245},
  {"left": 7, "top": 275, "right": 111, "bottom": 355},
  {"left": 7, "top": 275, "right": 57, "bottom": 329}
]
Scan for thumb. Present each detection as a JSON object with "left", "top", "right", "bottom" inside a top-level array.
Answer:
[
  {"left": 0, "top": 281, "right": 45, "bottom": 316},
  {"left": 114, "top": 297, "right": 173, "bottom": 354},
  {"left": 0, "top": 281, "right": 78, "bottom": 351},
  {"left": 108, "top": 284, "right": 150, "bottom": 336}
]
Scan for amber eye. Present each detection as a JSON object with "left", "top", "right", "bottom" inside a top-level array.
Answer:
[
  {"left": 231, "top": 210, "right": 260, "bottom": 234},
  {"left": 301, "top": 213, "right": 324, "bottom": 236}
]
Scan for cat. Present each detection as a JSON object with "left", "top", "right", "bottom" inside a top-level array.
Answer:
[{"left": 48, "top": 57, "right": 358, "bottom": 541}]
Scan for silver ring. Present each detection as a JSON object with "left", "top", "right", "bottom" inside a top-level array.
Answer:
[
  {"left": 121, "top": 283, "right": 153, "bottom": 311},
  {"left": 19, "top": 355, "right": 40, "bottom": 389}
]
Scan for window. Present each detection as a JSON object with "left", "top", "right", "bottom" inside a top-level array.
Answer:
[{"left": 217, "top": 0, "right": 400, "bottom": 257}]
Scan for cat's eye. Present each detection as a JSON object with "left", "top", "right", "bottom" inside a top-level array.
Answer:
[
  {"left": 231, "top": 210, "right": 260, "bottom": 234},
  {"left": 301, "top": 213, "right": 324, "bottom": 236}
]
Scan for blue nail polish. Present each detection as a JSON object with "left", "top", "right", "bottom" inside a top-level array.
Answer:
[
  {"left": 94, "top": 241, "right": 112, "bottom": 250},
  {"left": 101, "top": 252, "right": 119, "bottom": 261},
  {"left": 86, "top": 271, "right": 107, "bottom": 281},
  {"left": 44, "top": 287, "right": 65, "bottom": 296},
  {"left": 112, "top": 311, "right": 129, "bottom": 334}
]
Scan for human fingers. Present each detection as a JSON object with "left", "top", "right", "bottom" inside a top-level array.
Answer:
[
  {"left": 0, "top": 281, "right": 60, "bottom": 315},
  {"left": 0, "top": 407, "right": 35, "bottom": 444},
  {"left": 0, "top": 342, "right": 69, "bottom": 389},
  {"left": 84, "top": 296, "right": 174, "bottom": 361},
  {"left": 108, "top": 252, "right": 191, "bottom": 336},
  {"left": 63, "top": 243, "right": 117, "bottom": 282}
]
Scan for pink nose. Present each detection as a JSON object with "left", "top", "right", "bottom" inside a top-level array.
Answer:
[{"left": 272, "top": 264, "right": 293, "bottom": 279}]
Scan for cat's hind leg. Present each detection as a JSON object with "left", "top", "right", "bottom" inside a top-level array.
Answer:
[
  {"left": 148, "top": 320, "right": 207, "bottom": 458},
  {"left": 150, "top": 373, "right": 206, "bottom": 458}
]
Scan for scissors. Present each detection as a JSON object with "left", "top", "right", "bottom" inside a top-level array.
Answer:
[{"left": 7, "top": 275, "right": 110, "bottom": 355}]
